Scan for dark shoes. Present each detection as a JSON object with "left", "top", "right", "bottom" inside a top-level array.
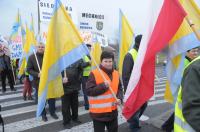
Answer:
[
  {"left": 128, "top": 126, "right": 141, "bottom": 132},
  {"left": 2, "top": 90, "right": 6, "bottom": 93},
  {"left": 72, "top": 119, "right": 81, "bottom": 124},
  {"left": 23, "top": 96, "right": 27, "bottom": 101},
  {"left": 42, "top": 115, "right": 48, "bottom": 122},
  {"left": 63, "top": 122, "right": 72, "bottom": 129},
  {"left": 28, "top": 96, "right": 34, "bottom": 100},
  {"left": 51, "top": 113, "right": 59, "bottom": 120},
  {"left": 23, "top": 96, "right": 33, "bottom": 101},
  {"left": 84, "top": 106, "right": 89, "bottom": 110},
  {"left": 11, "top": 88, "right": 17, "bottom": 91},
  {"left": 42, "top": 113, "right": 58, "bottom": 122}
]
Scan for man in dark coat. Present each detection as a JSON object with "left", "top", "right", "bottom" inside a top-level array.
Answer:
[
  {"left": 0, "top": 44, "right": 16, "bottom": 93},
  {"left": 174, "top": 54, "right": 200, "bottom": 131},
  {"left": 27, "top": 43, "right": 58, "bottom": 122},
  {"left": 61, "top": 59, "right": 87, "bottom": 128},
  {"left": 122, "top": 35, "right": 147, "bottom": 132}
]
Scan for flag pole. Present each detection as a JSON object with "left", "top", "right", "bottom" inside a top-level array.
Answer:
[
  {"left": 155, "top": 74, "right": 160, "bottom": 82},
  {"left": 33, "top": 50, "right": 41, "bottom": 72},
  {"left": 120, "top": 76, "right": 125, "bottom": 94},
  {"left": 64, "top": 69, "right": 67, "bottom": 78},
  {"left": 37, "top": 0, "right": 41, "bottom": 35},
  {"left": 185, "top": 16, "right": 200, "bottom": 40},
  {"left": 10, "top": 61, "right": 16, "bottom": 85},
  {"left": 88, "top": 49, "right": 123, "bottom": 110}
]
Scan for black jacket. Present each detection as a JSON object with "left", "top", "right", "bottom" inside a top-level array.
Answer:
[
  {"left": 0, "top": 54, "right": 12, "bottom": 71},
  {"left": 62, "top": 59, "right": 85, "bottom": 94},
  {"left": 27, "top": 52, "right": 43, "bottom": 88},
  {"left": 122, "top": 51, "right": 134, "bottom": 92},
  {"left": 182, "top": 58, "right": 200, "bottom": 131}
]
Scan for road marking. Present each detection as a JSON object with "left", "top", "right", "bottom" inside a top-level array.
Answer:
[
  {"left": 148, "top": 100, "right": 167, "bottom": 106},
  {"left": 2, "top": 97, "right": 84, "bottom": 117},
  {"left": 4, "top": 106, "right": 87, "bottom": 132}
]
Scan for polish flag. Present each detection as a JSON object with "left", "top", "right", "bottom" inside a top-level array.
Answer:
[{"left": 122, "top": 0, "right": 187, "bottom": 119}]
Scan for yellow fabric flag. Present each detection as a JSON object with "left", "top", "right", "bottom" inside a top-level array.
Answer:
[
  {"left": 165, "top": 0, "right": 200, "bottom": 103},
  {"left": 18, "top": 25, "right": 33, "bottom": 76},
  {"left": 30, "top": 14, "right": 37, "bottom": 46},
  {"left": 118, "top": 9, "right": 134, "bottom": 74},
  {"left": 91, "top": 42, "right": 102, "bottom": 69},
  {"left": 37, "top": 0, "right": 89, "bottom": 117}
]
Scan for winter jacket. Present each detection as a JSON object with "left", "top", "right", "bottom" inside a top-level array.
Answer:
[
  {"left": 181, "top": 57, "right": 200, "bottom": 131},
  {"left": 0, "top": 54, "right": 12, "bottom": 71},
  {"left": 85, "top": 65, "right": 123, "bottom": 121},
  {"left": 27, "top": 52, "right": 43, "bottom": 88},
  {"left": 62, "top": 59, "right": 85, "bottom": 94}
]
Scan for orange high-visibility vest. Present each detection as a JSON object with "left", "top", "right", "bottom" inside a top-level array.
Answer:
[{"left": 88, "top": 69, "right": 119, "bottom": 113}]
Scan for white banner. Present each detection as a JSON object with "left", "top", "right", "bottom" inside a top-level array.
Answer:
[
  {"left": 38, "top": 0, "right": 78, "bottom": 43},
  {"left": 39, "top": 0, "right": 108, "bottom": 46},
  {"left": 78, "top": 11, "right": 108, "bottom": 47},
  {"left": 9, "top": 35, "right": 23, "bottom": 59},
  {"left": 39, "top": 0, "right": 78, "bottom": 23}
]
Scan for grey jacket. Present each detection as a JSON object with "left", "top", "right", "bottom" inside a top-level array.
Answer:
[{"left": 182, "top": 58, "right": 200, "bottom": 131}]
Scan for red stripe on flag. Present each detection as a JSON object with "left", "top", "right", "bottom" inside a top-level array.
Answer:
[{"left": 122, "top": 0, "right": 186, "bottom": 120}]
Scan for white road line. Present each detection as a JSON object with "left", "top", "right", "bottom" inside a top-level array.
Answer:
[
  {"left": 0, "top": 92, "right": 23, "bottom": 100},
  {"left": 148, "top": 99, "right": 167, "bottom": 106},
  {"left": 154, "top": 82, "right": 166, "bottom": 85},
  {"left": 155, "top": 88, "right": 165, "bottom": 92},
  {"left": 4, "top": 106, "right": 87, "bottom": 132},
  {"left": 1, "top": 97, "right": 84, "bottom": 117},
  {"left": 1, "top": 100, "right": 34, "bottom": 108},
  {"left": 150, "top": 93, "right": 164, "bottom": 101},
  {"left": 153, "top": 93, "right": 164, "bottom": 98},
  {"left": 0, "top": 84, "right": 23, "bottom": 89},
  {"left": 59, "top": 110, "right": 149, "bottom": 132},
  {"left": 0, "top": 89, "right": 23, "bottom": 95}
]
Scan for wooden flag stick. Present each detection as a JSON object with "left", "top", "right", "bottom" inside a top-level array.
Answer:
[
  {"left": 88, "top": 50, "right": 123, "bottom": 110},
  {"left": 64, "top": 69, "right": 67, "bottom": 78},
  {"left": 33, "top": 50, "right": 41, "bottom": 72},
  {"left": 10, "top": 62, "right": 16, "bottom": 85},
  {"left": 185, "top": 16, "right": 200, "bottom": 40}
]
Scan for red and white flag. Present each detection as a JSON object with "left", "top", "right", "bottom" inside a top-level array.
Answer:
[{"left": 123, "top": 0, "right": 186, "bottom": 120}]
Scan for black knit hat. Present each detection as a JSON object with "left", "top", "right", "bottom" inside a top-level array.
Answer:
[
  {"left": 134, "top": 34, "right": 142, "bottom": 50},
  {"left": 86, "top": 44, "right": 91, "bottom": 48},
  {"left": 100, "top": 51, "right": 114, "bottom": 61}
]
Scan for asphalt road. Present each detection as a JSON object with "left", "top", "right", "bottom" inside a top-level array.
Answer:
[{"left": 0, "top": 65, "right": 173, "bottom": 132}]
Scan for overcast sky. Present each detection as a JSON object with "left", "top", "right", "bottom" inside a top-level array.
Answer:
[{"left": 0, "top": 0, "right": 200, "bottom": 41}]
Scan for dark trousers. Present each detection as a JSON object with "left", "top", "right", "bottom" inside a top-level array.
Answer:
[
  {"left": 127, "top": 102, "right": 148, "bottom": 132},
  {"left": 41, "top": 98, "right": 56, "bottom": 116},
  {"left": 161, "top": 112, "right": 174, "bottom": 132},
  {"left": 82, "top": 76, "right": 89, "bottom": 110},
  {"left": 61, "top": 91, "right": 78, "bottom": 123},
  {"left": 93, "top": 118, "right": 118, "bottom": 132},
  {"left": 0, "top": 69, "right": 14, "bottom": 91},
  {"left": 33, "top": 86, "right": 56, "bottom": 116}
]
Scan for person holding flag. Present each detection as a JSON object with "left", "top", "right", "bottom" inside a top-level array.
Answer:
[
  {"left": 184, "top": 47, "right": 199, "bottom": 67},
  {"left": 174, "top": 50, "right": 200, "bottom": 132},
  {"left": 162, "top": 47, "right": 199, "bottom": 132},
  {"left": 82, "top": 44, "right": 92, "bottom": 110},
  {"left": 122, "top": 35, "right": 147, "bottom": 131},
  {"left": 27, "top": 42, "right": 58, "bottom": 122},
  {"left": 61, "top": 58, "right": 86, "bottom": 128},
  {"left": 0, "top": 40, "right": 16, "bottom": 93},
  {"left": 85, "top": 51, "right": 123, "bottom": 132}
]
